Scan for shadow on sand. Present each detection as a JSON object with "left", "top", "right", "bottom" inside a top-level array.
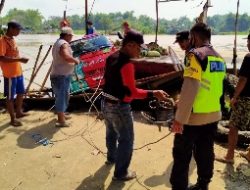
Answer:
[
  {"left": 13, "top": 118, "right": 59, "bottom": 149},
  {"left": 75, "top": 164, "right": 125, "bottom": 190},
  {"left": 144, "top": 159, "right": 196, "bottom": 189}
]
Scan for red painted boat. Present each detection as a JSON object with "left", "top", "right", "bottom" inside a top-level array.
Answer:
[{"left": 69, "top": 34, "right": 184, "bottom": 94}]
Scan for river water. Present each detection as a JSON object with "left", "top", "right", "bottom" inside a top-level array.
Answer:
[{"left": 0, "top": 34, "right": 249, "bottom": 92}]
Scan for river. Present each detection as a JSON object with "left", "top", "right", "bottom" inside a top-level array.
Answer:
[{"left": 0, "top": 34, "right": 249, "bottom": 92}]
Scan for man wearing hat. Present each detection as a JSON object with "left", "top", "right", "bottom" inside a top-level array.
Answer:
[
  {"left": 50, "top": 26, "right": 79, "bottom": 127},
  {"left": 216, "top": 33, "right": 250, "bottom": 164},
  {"left": 170, "top": 23, "right": 226, "bottom": 190},
  {"left": 174, "top": 30, "right": 191, "bottom": 54},
  {"left": 0, "top": 21, "right": 29, "bottom": 127},
  {"left": 101, "top": 30, "right": 169, "bottom": 181}
]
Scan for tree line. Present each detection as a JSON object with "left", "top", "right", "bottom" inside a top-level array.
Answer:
[{"left": 1, "top": 8, "right": 250, "bottom": 34}]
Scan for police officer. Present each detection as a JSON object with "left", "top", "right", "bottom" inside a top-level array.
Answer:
[
  {"left": 174, "top": 30, "right": 191, "bottom": 54},
  {"left": 170, "top": 23, "right": 226, "bottom": 190}
]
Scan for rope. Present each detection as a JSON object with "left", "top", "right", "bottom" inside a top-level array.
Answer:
[
  {"left": 192, "top": 0, "right": 205, "bottom": 9},
  {"left": 127, "top": 175, "right": 151, "bottom": 190},
  {"left": 133, "top": 131, "right": 172, "bottom": 150},
  {"left": 88, "top": 0, "right": 97, "bottom": 19}
]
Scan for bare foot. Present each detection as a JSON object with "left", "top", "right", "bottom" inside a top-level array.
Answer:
[
  {"left": 16, "top": 112, "right": 29, "bottom": 119},
  {"left": 240, "top": 152, "right": 250, "bottom": 162},
  {"left": 215, "top": 156, "right": 234, "bottom": 164},
  {"left": 10, "top": 120, "right": 22, "bottom": 127}
]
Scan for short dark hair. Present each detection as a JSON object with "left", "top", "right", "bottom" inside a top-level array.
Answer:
[
  {"left": 190, "top": 23, "right": 211, "bottom": 41},
  {"left": 87, "top": 20, "right": 93, "bottom": 25},
  {"left": 174, "top": 31, "right": 189, "bottom": 43},
  {"left": 122, "top": 21, "right": 129, "bottom": 27},
  {"left": 60, "top": 33, "right": 67, "bottom": 39},
  {"left": 122, "top": 30, "right": 144, "bottom": 47},
  {"left": 7, "top": 21, "right": 23, "bottom": 30}
]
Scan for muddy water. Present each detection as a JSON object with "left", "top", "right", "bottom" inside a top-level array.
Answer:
[{"left": 0, "top": 34, "right": 248, "bottom": 92}]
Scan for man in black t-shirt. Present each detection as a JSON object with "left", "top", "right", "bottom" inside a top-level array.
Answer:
[{"left": 216, "top": 34, "right": 250, "bottom": 164}]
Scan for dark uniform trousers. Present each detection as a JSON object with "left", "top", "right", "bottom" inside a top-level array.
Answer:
[{"left": 170, "top": 122, "right": 218, "bottom": 190}]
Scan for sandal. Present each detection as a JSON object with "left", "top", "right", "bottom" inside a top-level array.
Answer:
[
  {"left": 65, "top": 115, "right": 72, "bottom": 120},
  {"left": 239, "top": 152, "right": 250, "bottom": 162},
  {"left": 10, "top": 120, "right": 22, "bottom": 127},
  {"left": 55, "top": 122, "right": 70, "bottom": 128},
  {"left": 112, "top": 171, "right": 136, "bottom": 181},
  {"left": 215, "top": 156, "right": 234, "bottom": 164}
]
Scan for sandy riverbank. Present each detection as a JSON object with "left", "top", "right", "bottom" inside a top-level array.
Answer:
[{"left": 0, "top": 110, "right": 249, "bottom": 190}]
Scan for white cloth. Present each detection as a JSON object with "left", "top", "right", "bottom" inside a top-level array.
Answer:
[{"left": 51, "top": 39, "right": 74, "bottom": 76}]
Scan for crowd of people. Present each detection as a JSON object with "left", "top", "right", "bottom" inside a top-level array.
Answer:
[{"left": 0, "top": 19, "right": 250, "bottom": 190}]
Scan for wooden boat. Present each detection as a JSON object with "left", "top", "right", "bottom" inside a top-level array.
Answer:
[
  {"left": 69, "top": 33, "right": 184, "bottom": 95},
  {"left": 0, "top": 33, "right": 184, "bottom": 110}
]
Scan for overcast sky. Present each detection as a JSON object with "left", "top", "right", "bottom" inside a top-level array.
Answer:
[{"left": 1, "top": 0, "right": 249, "bottom": 20}]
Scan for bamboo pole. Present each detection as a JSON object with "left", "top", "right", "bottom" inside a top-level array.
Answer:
[
  {"left": 155, "top": 0, "right": 188, "bottom": 43},
  {"left": 26, "top": 45, "right": 43, "bottom": 92},
  {"left": 232, "top": 0, "right": 240, "bottom": 75},
  {"left": 155, "top": 0, "right": 159, "bottom": 43},
  {"left": 85, "top": 0, "right": 88, "bottom": 34},
  {"left": 26, "top": 45, "right": 52, "bottom": 92},
  {"left": 39, "top": 64, "right": 52, "bottom": 93}
]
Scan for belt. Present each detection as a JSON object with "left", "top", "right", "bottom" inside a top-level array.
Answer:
[{"left": 103, "top": 97, "right": 128, "bottom": 105}]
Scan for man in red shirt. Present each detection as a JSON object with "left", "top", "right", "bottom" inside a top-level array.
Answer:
[
  {"left": 0, "top": 21, "right": 29, "bottom": 127},
  {"left": 102, "top": 30, "right": 168, "bottom": 181}
]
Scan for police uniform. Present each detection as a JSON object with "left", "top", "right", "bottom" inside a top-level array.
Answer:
[{"left": 170, "top": 44, "right": 226, "bottom": 190}]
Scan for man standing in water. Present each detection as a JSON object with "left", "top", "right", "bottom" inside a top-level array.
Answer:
[
  {"left": 102, "top": 30, "right": 168, "bottom": 181},
  {"left": 170, "top": 23, "right": 226, "bottom": 190},
  {"left": 51, "top": 27, "right": 79, "bottom": 127},
  {"left": 0, "top": 21, "right": 29, "bottom": 127}
]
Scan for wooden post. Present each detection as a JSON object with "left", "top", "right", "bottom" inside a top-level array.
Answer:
[
  {"left": 85, "top": 0, "right": 88, "bottom": 35},
  {"left": 31, "top": 45, "right": 43, "bottom": 78},
  {"left": 155, "top": 0, "right": 159, "bottom": 43},
  {"left": 39, "top": 64, "right": 52, "bottom": 93},
  {"left": 26, "top": 45, "right": 52, "bottom": 92},
  {"left": 26, "top": 45, "right": 43, "bottom": 93},
  {"left": 155, "top": 0, "right": 190, "bottom": 43},
  {"left": 232, "top": 0, "right": 240, "bottom": 75}
]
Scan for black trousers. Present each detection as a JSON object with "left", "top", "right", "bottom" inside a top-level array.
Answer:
[{"left": 170, "top": 122, "right": 218, "bottom": 190}]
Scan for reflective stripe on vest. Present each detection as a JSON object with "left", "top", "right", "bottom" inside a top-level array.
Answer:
[{"left": 192, "top": 56, "right": 226, "bottom": 113}]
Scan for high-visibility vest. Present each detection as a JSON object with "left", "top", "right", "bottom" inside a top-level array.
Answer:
[{"left": 192, "top": 55, "right": 226, "bottom": 113}]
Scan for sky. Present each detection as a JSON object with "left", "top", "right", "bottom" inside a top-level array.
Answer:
[{"left": 1, "top": 0, "right": 250, "bottom": 20}]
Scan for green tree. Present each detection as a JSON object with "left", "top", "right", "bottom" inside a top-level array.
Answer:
[
  {"left": 68, "top": 15, "right": 84, "bottom": 30},
  {"left": 2, "top": 8, "right": 43, "bottom": 32},
  {"left": 221, "top": 13, "right": 235, "bottom": 32},
  {"left": 207, "top": 15, "right": 224, "bottom": 34},
  {"left": 238, "top": 13, "right": 250, "bottom": 32},
  {"left": 137, "top": 15, "right": 155, "bottom": 34},
  {"left": 24, "top": 9, "right": 43, "bottom": 31},
  {"left": 2, "top": 9, "right": 250, "bottom": 34},
  {"left": 43, "top": 16, "right": 61, "bottom": 32}
]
